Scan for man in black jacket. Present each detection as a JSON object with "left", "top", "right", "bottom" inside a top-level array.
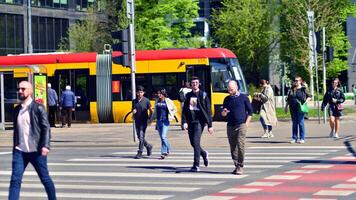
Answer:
[
  {"left": 182, "top": 76, "right": 213, "bottom": 172},
  {"left": 9, "top": 81, "right": 56, "bottom": 200}
]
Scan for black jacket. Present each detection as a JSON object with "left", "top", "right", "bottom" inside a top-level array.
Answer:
[
  {"left": 13, "top": 101, "right": 51, "bottom": 151},
  {"left": 321, "top": 87, "right": 345, "bottom": 109},
  {"left": 182, "top": 90, "right": 212, "bottom": 128}
]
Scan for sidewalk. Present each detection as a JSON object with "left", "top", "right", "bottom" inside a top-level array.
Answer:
[{"left": 1, "top": 119, "right": 355, "bottom": 150}]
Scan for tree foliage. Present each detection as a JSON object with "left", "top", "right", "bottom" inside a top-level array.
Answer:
[
  {"left": 280, "top": 0, "right": 356, "bottom": 81},
  {"left": 133, "top": 0, "right": 201, "bottom": 50},
  {"left": 211, "top": 0, "right": 280, "bottom": 84},
  {"left": 59, "top": 7, "right": 111, "bottom": 52}
]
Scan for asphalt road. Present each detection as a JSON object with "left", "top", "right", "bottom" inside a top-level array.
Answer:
[{"left": 0, "top": 120, "right": 355, "bottom": 200}]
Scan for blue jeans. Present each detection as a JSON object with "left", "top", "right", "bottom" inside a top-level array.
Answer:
[
  {"left": 290, "top": 109, "right": 305, "bottom": 141},
  {"left": 9, "top": 149, "right": 56, "bottom": 200},
  {"left": 157, "top": 120, "right": 170, "bottom": 154},
  {"left": 259, "top": 117, "right": 272, "bottom": 132}
]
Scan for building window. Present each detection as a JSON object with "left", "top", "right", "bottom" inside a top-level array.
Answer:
[
  {"left": 76, "top": 0, "right": 96, "bottom": 11},
  {"left": 32, "top": 0, "right": 67, "bottom": 9},
  {"left": 0, "top": 14, "right": 24, "bottom": 55},
  {"left": 32, "top": 16, "right": 68, "bottom": 52},
  {"left": 0, "top": 0, "right": 23, "bottom": 5}
]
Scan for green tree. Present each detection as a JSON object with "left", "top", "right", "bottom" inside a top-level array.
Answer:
[
  {"left": 211, "top": 0, "right": 280, "bottom": 84},
  {"left": 280, "top": 0, "right": 356, "bottom": 81},
  {"left": 59, "top": 4, "right": 112, "bottom": 52},
  {"left": 133, "top": 0, "right": 202, "bottom": 50}
]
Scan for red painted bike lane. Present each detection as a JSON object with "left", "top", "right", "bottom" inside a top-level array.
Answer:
[{"left": 198, "top": 156, "right": 356, "bottom": 200}]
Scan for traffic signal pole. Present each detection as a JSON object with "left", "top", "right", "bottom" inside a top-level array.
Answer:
[{"left": 127, "top": 0, "right": 137, "bottom": 142}]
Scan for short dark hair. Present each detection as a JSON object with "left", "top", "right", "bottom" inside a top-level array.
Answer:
[
  {"left": 190, "top": 76, "right": 199, "bottom": 82},
  {"left": 136, "top": 85, "right": 145, "bottom": 92}
]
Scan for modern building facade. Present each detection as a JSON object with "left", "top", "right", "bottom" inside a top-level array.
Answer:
[
  {"left": 347, "top": 0, "right": 356, "bottom": 91},
  {"left": 0, "top": 0, "right": 105, "bottom": 55}
]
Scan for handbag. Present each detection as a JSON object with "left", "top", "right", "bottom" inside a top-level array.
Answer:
[
  {"left": 337, "top": 103, "right": 344, "bottom": 111},
  {"left": 298, "top": 101, "right": 309, "bottom": 113}
]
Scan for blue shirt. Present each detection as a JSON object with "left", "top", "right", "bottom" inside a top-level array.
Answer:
[
  {"left": 60, "top": 90, "right": 76, "bottom": 108},
  {"left": 47, "top": 88, "right": 58, "bottom": 106},
  {"left": 223, "top": 93, "right": 253, "bottom": 126},
  {"left": 156, "top": 100, "right": 168, "bottom": 122}
]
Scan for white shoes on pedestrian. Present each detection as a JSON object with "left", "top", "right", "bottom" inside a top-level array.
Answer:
[
  {"left": 329, "top": 130, "right": 340, "bottom": 138},
  {"left": 333, "top": 133, "right": 340, "bottom": 138},
  {"left": 261, "top": 130, "right": 274, "bottom": 138}
]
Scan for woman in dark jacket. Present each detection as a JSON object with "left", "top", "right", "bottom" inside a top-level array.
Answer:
[
  {"left": 321, "top": 78, "right": 345, "bottom": 138},
  {"left": 285, "top": 76, "right": 312, "bottom": 144}
]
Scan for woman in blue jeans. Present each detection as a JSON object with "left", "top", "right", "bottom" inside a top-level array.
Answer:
[
  {"left": 285, "top": 76, "right": 312, "bottom": 144},
  {"left": 151, "top": 88, "right": 177, "bottom": 159}
]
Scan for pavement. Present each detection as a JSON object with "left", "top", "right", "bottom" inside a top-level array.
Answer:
[{"left": 1, "top": 109, "right": 355, "bottom": 150}]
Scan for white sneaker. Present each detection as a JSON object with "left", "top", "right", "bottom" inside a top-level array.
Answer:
[
  {"left": 261, "top": 132, "right": 269, "bottom": 138},
  {"left": 333, "top": 133, "right": 340, "bottom": 138},
  {"left": 268, "top": 132, "right": 274, "bottom": 138},
  {"left": 290, "top": 140, "right": 297, "bottom": 144},
  {"left": 299, "top": 139, "right": 305, "bottom": 144}
]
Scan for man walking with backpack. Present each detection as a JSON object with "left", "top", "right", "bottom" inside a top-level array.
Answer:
[{"left": 182, "top": 76, "right": 213, "bottom": 172}]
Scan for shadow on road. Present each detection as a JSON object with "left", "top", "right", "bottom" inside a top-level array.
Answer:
[{"left": 295, "top": 159, "right": 356, "bottom": 165}]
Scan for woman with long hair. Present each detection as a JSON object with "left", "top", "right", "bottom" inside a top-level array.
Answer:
[
  {"left": 256, "top": 79, "right": 278, "bottom": 138},
  {"left": 151, "top": 88, "right": 177, "bottom": 159},
  {"left": 321, "top": 78, "right": 345, "bottom": 138},
  {"left": 285, "top": 76, "right": 312, "bottom": 144}
]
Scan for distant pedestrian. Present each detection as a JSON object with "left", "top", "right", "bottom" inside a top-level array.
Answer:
[
  {"left": 132, "top": 86, "right": 153, "bottom": 159},
  {"left": 221, "top": 80, "right": 252, "bottom": 175},
  {"left": 285, "top": 76, "right": 312, "bottom": 144},
  {"left": 47, "top": 83, "right": 58, "bottom": 127},
  {"left": 9, "top": 81, "right": 56, "bottom": 200},
  {"left": 182, "top": 76, "right": 213, "bottom": 172},
  {"left": 352, "top": 84, "right": 356, "bottom": 105},
  {"left": 321, "top": 78, "right": 345, "bottom": 138},
  {"left": 178, "top": 81, "right": 192, "bottom": 130},
  {"left": 60, "top": 85, "right": 76, "bottom": 128},
  {"left": 255, "top": 79, "right": 277, "bottom": 138},
  {"left": 151, "top": 88, "right": 177, "bottom": 159}
]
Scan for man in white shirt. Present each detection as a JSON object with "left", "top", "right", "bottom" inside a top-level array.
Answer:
[{"left": 9, "top": 81, "right": 56, "bottom": 200}]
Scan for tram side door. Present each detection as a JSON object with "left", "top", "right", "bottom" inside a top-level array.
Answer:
[
  {"left": 54, "top": 69, "right": 90, "bottom": 121},
  {"left": 186, "top": 65, "right": 211, "bottom": 98}
]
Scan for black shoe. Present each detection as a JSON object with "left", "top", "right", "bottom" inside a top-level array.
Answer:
[
  {"left": 146, "top": 145, "right": 153, "bottom": 157},
  {"left": 135, "top": 152, "right": 143, "bottom": 159},
  {"left": 190, "top": 166, "right": 200, "bottom": 172},
  {"left": 60, "top": 125, "right": 65, "bottom": 128},
  {"left": 203, "top": 151, "right": 209, "bottom": 167},
  {"left": 232, "top": 167, "right": 243, "bottom": 175}
]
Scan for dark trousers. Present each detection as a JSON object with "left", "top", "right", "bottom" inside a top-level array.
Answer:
[
  {"left": 48, "top": 106, "right": 57, "bottom": 127},
  {"left": 9, "top": 149, "right": 56, "bottom": 200},
  {"left": 135, "top": 122, "right": 151, "bottom": 153},
  {"left": 227, "top": 124, "right": 247, "bottom": 168},
  {"left": 188, "top": 122, "right": 208, "bottom": 167},
  {"left": 61, "top": 107, "right": 72, "bottom": 127}
]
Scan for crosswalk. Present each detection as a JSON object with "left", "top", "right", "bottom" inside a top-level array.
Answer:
[{"left": 0, "top": 147, "right": 345, "bottom": 200}]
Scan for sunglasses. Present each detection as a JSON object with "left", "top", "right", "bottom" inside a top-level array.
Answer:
[{"left": 17, "top": 87, "right": 27, "bottom": 91}]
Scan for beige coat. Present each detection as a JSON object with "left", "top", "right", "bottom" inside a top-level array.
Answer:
[{"left": 260, "top": 85, "right": 278, "bottom": 126}]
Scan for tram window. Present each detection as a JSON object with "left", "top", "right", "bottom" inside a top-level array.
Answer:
[{"left": 151, "top": 73, "right": 178, "bottom": 100}]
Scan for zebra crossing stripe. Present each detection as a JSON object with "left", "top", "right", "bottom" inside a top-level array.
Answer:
[
  {"left": 67, "top": 158, "right": 293, "bottom": 163},
  {"left": 68, "top": 156, "right": 316, "bottom": 162},
  {"left": 193, "top": 196, "right": 235, "bottom": 200},
  {"left": 0, "top": 179, "right": 224, "bottom": 186},
  {"left": 248, "top": 146, "right": 344, "bottom": 149},
  {"left": 314, "top": 190, "right": 355, "bottom": 196},
  {"left": 0, "top": 191, "right": 171, "bottom": 200},
  {"left": 111, "top": 152, "right": 328, "bottom": 156},
  {"left": 0, "top": 183, "right": 200, "bottom": 192},
  {"left": 0, "top": 171, "right": 248, "bottom": 179},
  {"left": 49, "top": 162, "right": 281, "bottom": 169},
  {"left": 0, "top": 152, "right": 11, "bottom": 155}
]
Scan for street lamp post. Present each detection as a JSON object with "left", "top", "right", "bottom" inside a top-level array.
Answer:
[{"left": 27, "top": 0, "right": 33, "bottom": 53}]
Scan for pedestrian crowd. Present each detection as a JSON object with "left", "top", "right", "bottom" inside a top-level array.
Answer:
[{"left": 7, "top": 76, "right": 346, "bottom": 199}]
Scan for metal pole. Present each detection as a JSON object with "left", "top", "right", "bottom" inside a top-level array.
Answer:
[
  {"left": 127, "top": 0, "right": 136, "bottom": 142},
  {"left": 311, "top": 21, "right": 320, "bottom": 124},
  {"left": 322, "top": 27, "right": 327, "bottom": 124},
  {"left": 27, "top": 0, "right": 33, "bottom": 53},
  {"left": 307, "top": 11, "right": 315, "bottom": 100},
  {"left": 0, "top": 73, "right": 5, "bottom": 131},
  {"left": 281, "top": 63, "right": 285, "bottom": 108}
]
